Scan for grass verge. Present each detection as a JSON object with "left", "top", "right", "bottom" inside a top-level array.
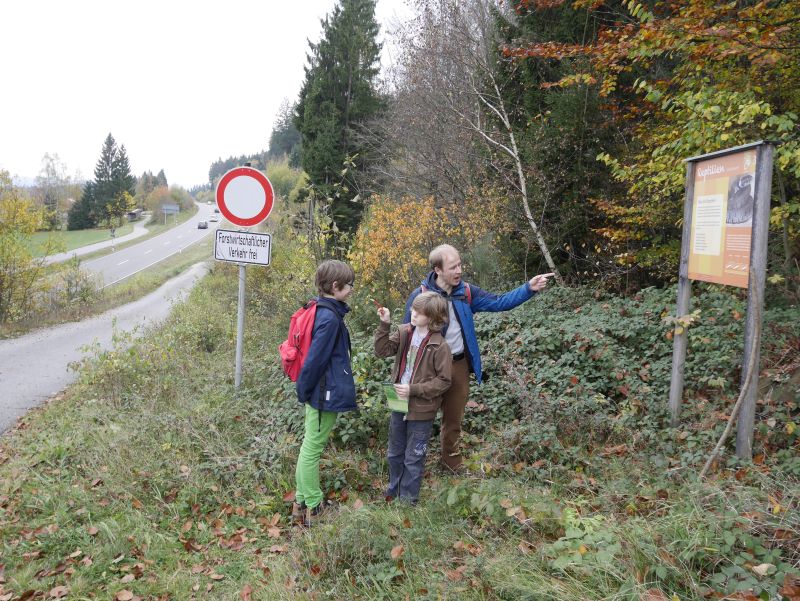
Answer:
[
  {"left": 26, "top": 224, "right": 134, "bottom": 257},
  {"left": 0, "top": 264, "right": 797, "bottom": 600},
  {"left": 0, "top": 237, "right": 213, "bottom": 339}
]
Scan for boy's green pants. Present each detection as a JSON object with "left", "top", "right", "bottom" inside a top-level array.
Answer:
[{"left": 295, "top": 404, "right": 337, "bottom": 510}]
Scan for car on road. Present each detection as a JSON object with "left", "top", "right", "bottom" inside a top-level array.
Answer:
[
  {"left": 197, "top": 220, "right": 208, "bottom": 229},
  {"left": 209, "top": 215, "right": 219, "bottom": 222}
]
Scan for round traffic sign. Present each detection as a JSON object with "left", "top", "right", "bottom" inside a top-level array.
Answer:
[{"left": 215, "top": 167, "right": 274, "bottom": 227}]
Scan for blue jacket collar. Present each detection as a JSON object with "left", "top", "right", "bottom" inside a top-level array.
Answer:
[
  {"left": 315, "top": 296, "right": 350, "bottom": 317},
  {"left": 423, "top": 272, "right": 467, "bottom": 300}
]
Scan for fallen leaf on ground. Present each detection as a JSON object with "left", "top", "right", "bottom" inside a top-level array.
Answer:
[
  {"left": 49, "top": 586, "right": 68, "bottom": 599},
  {"left": 640, "top": 589, "right": 669, "bottom": 601},
  {"left": 390, "top": 545, "right": 404, "bottom": 560}
]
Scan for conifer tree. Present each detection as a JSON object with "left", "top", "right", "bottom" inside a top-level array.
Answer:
[
  {"left": 66, "top": 133, "right": 137, "bottom": 228},
  {"left": 294, "top": 0, "right": 384, "bottom": 237},
  {"left": 92, "top": 134, "right": 117, "bottom": 222},
  {"left": 67, "top": 182, "right": 96, "bottom": 230},
  {"left": 155, "top": 169, "right": 168, "bottom": 188}
]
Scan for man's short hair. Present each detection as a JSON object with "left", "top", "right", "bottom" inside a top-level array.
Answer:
[
  {"left": 315, "top": 260, "right": 355, "bottom": 295},
  {"left": 411, "top": 291, "right": 449, "bottom": 332},
  {"left": 429, "top": 244, "right": 460, "bottom": 270}
]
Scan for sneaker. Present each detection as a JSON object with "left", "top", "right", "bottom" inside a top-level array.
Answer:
[{"left": 291, "top": 501, "right": 306, "bottom": 525}]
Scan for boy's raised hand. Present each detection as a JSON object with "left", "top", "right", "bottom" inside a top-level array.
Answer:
[{"left": 376, "top": 304, "right": 390, "bottom": 323}]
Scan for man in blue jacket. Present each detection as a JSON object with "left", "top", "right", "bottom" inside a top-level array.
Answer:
[{"left": 404, "top": 244, "right": 553, "bottom": 472}]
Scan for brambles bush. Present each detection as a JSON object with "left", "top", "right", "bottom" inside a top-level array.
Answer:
[{"left": 462, "top": 283, "right": 800, "bottom": 471}]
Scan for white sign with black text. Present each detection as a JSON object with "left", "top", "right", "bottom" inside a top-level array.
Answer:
[{"left": 214, "top": 229, "right": 271, "bottom": 266}]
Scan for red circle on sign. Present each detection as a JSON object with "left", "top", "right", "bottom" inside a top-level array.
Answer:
[{"left": 215, "top": 167, "right": 274, "bottom": 227}]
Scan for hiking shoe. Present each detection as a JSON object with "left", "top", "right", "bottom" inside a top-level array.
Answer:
[
  {"left": 291, "top": 501, "right": 306, "bottom": 525},
  {"left": 303, "top": 502, "right": 329, "bottom": 527}
]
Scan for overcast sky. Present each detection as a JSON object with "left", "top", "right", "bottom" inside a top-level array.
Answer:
[{"left": 1, "top": 0, "right": 411, "bottom": 189}]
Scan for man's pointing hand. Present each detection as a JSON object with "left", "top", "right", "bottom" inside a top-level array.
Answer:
[{"left": 529, "top": 273, "right": 555, "bottom": 292}]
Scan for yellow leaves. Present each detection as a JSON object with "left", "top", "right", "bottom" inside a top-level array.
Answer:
[{"left": 350, "top": 193, "right": 513, "bottom": 298}]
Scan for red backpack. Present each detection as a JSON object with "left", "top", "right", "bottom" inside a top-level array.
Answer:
[{"left": 279, "top": 301, "right": 318, "bottom": 381}]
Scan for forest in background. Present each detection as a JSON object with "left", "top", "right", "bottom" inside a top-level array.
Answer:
[{"left": 254, "top": 0, "right": 799, "bottom": 298}]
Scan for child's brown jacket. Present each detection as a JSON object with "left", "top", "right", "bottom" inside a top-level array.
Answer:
[{"left": 374, "top": 322, "right": 452, "bottom": 421}]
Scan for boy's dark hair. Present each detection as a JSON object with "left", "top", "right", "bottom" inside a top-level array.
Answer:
[
  {"left": 411, "top": 291, "right": 449, "bottom": 332},
  {"left": 315, "top": 260, "right": 355, "bottom": 295}
]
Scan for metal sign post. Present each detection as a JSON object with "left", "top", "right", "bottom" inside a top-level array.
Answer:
[
  {"left": 213, "top": 229, "right": 273, "bottom": 387},
  {"left": 214, "top": 167, "right": 275, "bottom": 389},
  {"left": 235, "top": 265, "right": 246, "bottom": 388},
  {"left": 668, "top": 141, "right": 775, "bottom": 460}
]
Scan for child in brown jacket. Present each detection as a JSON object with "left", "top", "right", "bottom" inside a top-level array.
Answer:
[{"left": 374, "top": 291, "right": 452, "bottom": 504}]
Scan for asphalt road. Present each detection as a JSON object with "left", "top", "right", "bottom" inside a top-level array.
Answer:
[
  {"left": 82, "top": 204, "right": 220, "bottom": 287},
  {"left": 0, "top": 263, "right": 210, "bottom": 434}
]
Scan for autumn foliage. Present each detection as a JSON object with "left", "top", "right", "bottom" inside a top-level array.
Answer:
[
  {"left": 349, "top": 194, "right": 515, "bottom": 304},
  {"left": 504, "top": 0, "right": 800, "bottom": 280}
]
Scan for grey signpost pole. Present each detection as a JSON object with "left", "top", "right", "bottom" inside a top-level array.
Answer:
[
  {"left": 736, "top": 142, "right": 774, "bottom": 459},
  {"left": 234, "top": 263, "right": 246, "bottom": 388},
  {"left": 214, "top": 165, "right": 274, "bottom": 390},
  {"left": 668, "top": 162, "right": 696, "bottom": 426}
]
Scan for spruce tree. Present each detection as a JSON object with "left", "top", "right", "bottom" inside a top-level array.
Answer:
[
  {"left": 90, "top": 134, "right": 119, "bottom": 225},
  {"left": 294, "top": 0, "right": 384, "bottom": 236},
  {"left": 113, "top": 145, "right": 136, "bottom": 196},
  {"left": 67, "top": 182, "right": 96, "bottom": 230},
  {"left": 66, "top": 133, "right": 138, "bottom": 228},
  {"left": 267, "top": 99, "right": 302, "bottom": 163},
  {"left": 155, "top": 169, "right": 168, "bottom": 188}
]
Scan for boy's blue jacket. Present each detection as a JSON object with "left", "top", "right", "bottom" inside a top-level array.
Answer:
[
  {"left": 296, "top": 297, "right": 357, "bottom": 413},
  {"left": 403, "top": 272, "right": 536, "bottom": 383}
]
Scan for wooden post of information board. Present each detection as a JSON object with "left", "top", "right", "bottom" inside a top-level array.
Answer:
[
  {"left": 669, "top": 141, "right": 775, "bottom": 461},
  {"left": 735, "top": 142, "right": 774, "bottom": 459},
  {"left": 668, "top": 162, "right": 696, "bottom": 427}
]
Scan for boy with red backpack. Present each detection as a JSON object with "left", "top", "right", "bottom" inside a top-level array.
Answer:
[{"left": 287, "top": 260, "right": 356, "bottom": 526}]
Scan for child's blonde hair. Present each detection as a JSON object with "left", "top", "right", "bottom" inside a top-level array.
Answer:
[
  {"left": 412, "top": 291, "right": 449, "bottom": 332},
  {"left": 315, "top": 260, "right": 355, "bottom": 295}
]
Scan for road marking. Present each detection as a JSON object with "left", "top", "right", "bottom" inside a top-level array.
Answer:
[
  {"left": 101, "top": 230, "right": 213, "bottom": 289},
  {"left": 177, "top": 235, "right": 183, "bottom": 239},
  {"left": 144, "top": 249, "right": 152, "bottom": 255},
  {"left": 164, "top": 241, "right": 171, "bottom": 246},
  {"left": 117, "top": 260, "right": 129, "bottom": 266}
]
